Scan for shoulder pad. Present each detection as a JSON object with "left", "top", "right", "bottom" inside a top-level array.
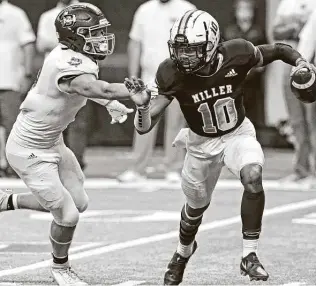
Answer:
[
  {"left": 219, "top": 39, "right": 256, "bottom": 65},
  {"left": 56, "top": 49, "right": 99, "bottom": 78},
  {"left": 155, "top": 58, "right": 178, "bottom": 93}
]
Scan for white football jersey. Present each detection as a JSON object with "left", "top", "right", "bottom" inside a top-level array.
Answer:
[{"left": 11, "top": 45, "right": 99, "bottom": 148}]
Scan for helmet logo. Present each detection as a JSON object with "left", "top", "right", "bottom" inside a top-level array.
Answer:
[
  {"left": 174, "top": 34, "right": 187, "bottom": 43},
  {"left": 61, "top": 13, "right": 76, "bottom": 28}
]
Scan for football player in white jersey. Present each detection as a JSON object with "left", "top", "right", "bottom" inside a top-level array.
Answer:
[{"left": 0, "top": 3, "right": 135, "bottom": 285}]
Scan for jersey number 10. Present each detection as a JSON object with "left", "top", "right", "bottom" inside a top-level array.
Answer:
[{"left": 197, "top": 97, "right": 238, "bottom": 133}]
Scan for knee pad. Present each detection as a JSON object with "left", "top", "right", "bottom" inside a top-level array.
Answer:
[
  {"left": 181, "top": 179, "right": 211, "bottom": 209},
  {"left": 72, "top": 189, "right": 89, "bottom": 213},
  {"left": 76, "top": 195, "right": 89, "bottom": 213},
  {"left": 52, "top": 203, "right": 80, "bottom": 227},
  {"left": 40, "top": 185, "right": 65, "bottom": 211}
]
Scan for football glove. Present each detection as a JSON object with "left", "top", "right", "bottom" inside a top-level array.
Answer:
[{"left": 106, "top": 100, "right": 134, "bottom": 124}]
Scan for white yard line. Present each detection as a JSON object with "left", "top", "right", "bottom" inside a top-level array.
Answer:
[
  {"left": 0, "top": 198, "right": 315, "bottom": 277},
  {"left": 0, "top": 242, "right": 103, "bottom": 256},
  {"left": 282, "top": 283, "right": 306, "bottom": 286},
  {"left": 0, "top": 282, "right": 145, "bottom": 286},
  {"left": 0, "top": 178, "right": 313, "bottom": 191},
  {"left": 114, "top": 281, "right": 146, "bottom": 286},
  {"left": 68, "top": 242, "right": 103, "bottom": 253}
]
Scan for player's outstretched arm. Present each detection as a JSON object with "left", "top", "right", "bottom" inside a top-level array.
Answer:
[
  {"left": 124, "top": 77, "right": 172, "bottom": 134},
  {"left": 255, "top": 43, "right": 311, "bottom": 70},
  {"left": 64, "top": 73, "right": 130, "bottom": 100}
]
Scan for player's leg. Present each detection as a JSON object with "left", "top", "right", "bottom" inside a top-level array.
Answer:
[
  {"left": 1, "top": 139, "right": 49, "bottom": 212},
  {"left": 25, "top": 165, "right": 85, "bottom": 285},
  {"left": 58, "top": 143, "right": 89, "bottom": 213},
  {"left": 5, "top": 141, "right": 86, "bottom": 285},
  {"left": 0, "top": 190, "right": 49, "bottom": 212},
  {"left": 164, "top": 152, "right": 223, "bottom": 285},
  {"left": 224, "top": 120, "right": 268, "bottom": 281}
]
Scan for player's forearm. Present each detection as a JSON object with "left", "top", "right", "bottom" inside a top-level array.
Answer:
[
  {"left": 134, "top": 109, "right": 162, "bottom": 135},
  {"left": 80, "top": 81, "right": 130, "bottom": 100},
  {"left": 134, "top": 106, "right": 152, "bottom": 133},
  {"left": 134, "top": 101, "right": 166, "bottom": 134},
  {"left": 257, "top": 43, "right": 303, "bottom": 67}
]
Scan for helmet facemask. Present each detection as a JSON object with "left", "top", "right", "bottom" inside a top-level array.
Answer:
[
  {"left": 168, "top": 35, "right": 216, "bottom": 73},
  {"left": 77, "top": 19, "right": 115, "bottom": 60}
]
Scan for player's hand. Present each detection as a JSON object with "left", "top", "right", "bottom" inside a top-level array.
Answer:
[
  {"left": 105, "top": 100, "right": 134, "bottom": 124},
  {"left": 291, "top": 58, "right": 314, "bottom": 77},
  {"left": 124, "top": 76, "right": 151, "bottom": 107},
  {"left": 310, "top": 64, "right": 316, "bottom": 74}
]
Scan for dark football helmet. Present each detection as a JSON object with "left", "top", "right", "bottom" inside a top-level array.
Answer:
[
  {"left": 55, "top": 3, "right": 115, "bottom": 60},
  {"left": 290, "top": 67, "right": 316, "bottom": 103}
]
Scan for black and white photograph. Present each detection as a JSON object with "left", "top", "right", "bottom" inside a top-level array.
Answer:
[{"left": 0, "top": 0, "right": 315, "bottom": 285}]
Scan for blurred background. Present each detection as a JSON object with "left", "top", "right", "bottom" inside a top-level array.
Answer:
[
  {"left": 2, "top": 0, "right": 314, "bottom": 181},
  {"left": 8, "top": 0, "right": 274, "bottom": 147}
]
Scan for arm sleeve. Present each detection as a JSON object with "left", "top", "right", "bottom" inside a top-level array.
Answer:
[
  {"left": 17, "top": 10, "right": 36, "bottom": 46},
  {"left": 226, "top": 39, "right": 263, "bottom": 69},
  {"left": 134, "top": 105, "right": 151, "bottom": 133},
  {"left": 257, "top": 43, "right": 302, "bottom": 66}
]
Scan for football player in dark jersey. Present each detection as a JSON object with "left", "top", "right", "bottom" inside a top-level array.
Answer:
[{"left": 125, "top": 9, "right": 312, "bottom": 285}]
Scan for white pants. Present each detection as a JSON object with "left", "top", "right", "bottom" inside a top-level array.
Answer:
[
  {"left": 173, "top": 118, "right": 264, "bottom": 208},
  {"left": 5, "top": 134, "right": 88, "bottom": 226}
]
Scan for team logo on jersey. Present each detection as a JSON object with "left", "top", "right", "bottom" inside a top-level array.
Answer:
[
  {"left": 191, "top": 85, "right": 233, "bottom": 103},
  {"left": 68, "top": 57, "right": 82, "bottom": 67},
  {"left": 27, "top": 153, "right": 37, "bottom": 160},
  {"left": 225, "top": 69, "right": 238, "bottom": 78}
]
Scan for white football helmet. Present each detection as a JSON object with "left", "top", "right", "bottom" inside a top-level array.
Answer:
[{"left": 168, "top": 10, "right": 221, "bottom": 73}]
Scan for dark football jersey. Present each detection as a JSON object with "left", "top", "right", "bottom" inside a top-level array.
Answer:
[{"left": 155, "top": 38, "right": 259, "bottom": 137}]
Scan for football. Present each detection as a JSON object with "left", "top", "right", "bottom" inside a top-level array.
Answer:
[{"left": 290, "top": 67, "right": 316, "bottom": 103}]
